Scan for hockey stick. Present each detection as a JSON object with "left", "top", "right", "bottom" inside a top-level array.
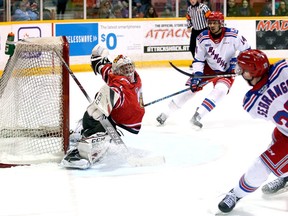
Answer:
[
  {"left": 143, "top": 80, "right": 209, "bottom": 107},
  {"left": 56, "top": 50, "right": 165, "bottom": 166},
  {"left": 169, "top": 61, "right": 236, "bottom": 78},
  {"left": 144, "top": 88, "right": 190, "bottom": 107},
  {"left": 55, "top": 51, "right": 93, "bottom": 103}
]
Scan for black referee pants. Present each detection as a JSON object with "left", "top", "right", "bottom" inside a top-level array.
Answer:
[{"left": 189, "top": 28, "right": 208, "bottom": 59}]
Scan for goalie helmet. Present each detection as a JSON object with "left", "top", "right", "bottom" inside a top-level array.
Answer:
[
  {"left": 236, "top": 49, "right": 270, "bottom": 78},
  {"left": 112, "top": 55, "right": 135, "bottom": 78},
  {"left": 207, "top": 11, "right": 224, "bottom": 26}
]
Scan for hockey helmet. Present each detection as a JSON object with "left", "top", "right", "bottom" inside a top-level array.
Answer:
[
  {"left": 236, "top": 49, "right": 270, "bottom": 78},
  {"left": 207, "top": 11, "right": 224, "bottom": 25},
  {"left": 112, "top": 54, "right": 135, "bottom": 77}
]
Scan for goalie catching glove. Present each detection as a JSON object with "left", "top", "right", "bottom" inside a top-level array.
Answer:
[{"left": 91, "top": 44, "right": 111, "bottom": 75}]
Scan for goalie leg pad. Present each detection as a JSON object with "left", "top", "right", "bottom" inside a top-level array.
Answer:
[{"left": 78, "top": 133, "right": 110, "bottom": 164}]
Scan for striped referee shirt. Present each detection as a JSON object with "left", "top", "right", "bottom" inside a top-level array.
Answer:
[{"left": 186, "top": 2, "right": 211, "bottom": 30}]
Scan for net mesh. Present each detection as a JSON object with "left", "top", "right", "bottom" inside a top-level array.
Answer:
[{"left": 0, "top": 36, "right": 69, "bottom": 166}]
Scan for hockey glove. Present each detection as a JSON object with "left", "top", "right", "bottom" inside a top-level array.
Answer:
[
  {"left": 91, "top": 56, "right": 111, "bottom": 75},
  {"left": 190, "top": 72, "right": 203, "bottom": 92},
  {"left": 92, "top": 44, "right": 109, "bottom": 57},
  {"left": 228, "top": 57, "right": 237, "bottom": 73}
]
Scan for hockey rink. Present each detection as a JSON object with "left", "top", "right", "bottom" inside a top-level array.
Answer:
[{"left": 0, "top": 66, "right": 287, "bottom": 216}]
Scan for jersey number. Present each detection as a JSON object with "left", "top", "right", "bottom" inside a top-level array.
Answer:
[{"left": 273, "top": 100, "right": 288, "bottom": 127}]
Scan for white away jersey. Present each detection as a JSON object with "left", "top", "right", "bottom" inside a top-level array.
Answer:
[
  {"left": 243, "top": 59, "right": 288, "bottom": 136},
  {"left": 193, "top": 27, "right": 250, "bottom": 73}
]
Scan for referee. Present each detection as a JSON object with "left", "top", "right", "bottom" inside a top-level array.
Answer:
[{"left": 186, "top": 0, "right": 211, "bottom": 68}]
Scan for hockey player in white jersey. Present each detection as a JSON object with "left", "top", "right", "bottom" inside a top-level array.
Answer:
[
  {"left": 218, "top": 49, "right": 288, "bottom": 213},
  {"left": 156, "top": 11, "right": 251, "bottom": 128}
]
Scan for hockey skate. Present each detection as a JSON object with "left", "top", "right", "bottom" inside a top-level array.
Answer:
[
  {"left": 60, "top": 148, "right": 91, "bottom": 169},
  {"left": 191, "top": 111, "right": 203, "bottom": 129},
  {"left": 156, "top": 113, "right": 168, "bottom": 125},
  {"left": 218, "top": 189, "right": 241, "bottom": 213},
  {"left": 262, "top": 176, "right": 288, "bottom": 194}
]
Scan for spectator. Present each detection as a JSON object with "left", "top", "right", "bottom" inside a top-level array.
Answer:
[
  {"left": 161, "top": 5, "right": 174, "bottom": 17},
  {"left": 12, "top": 1, "right": 38, "bottom": 21},
  {"left": 28, "top": 1, "right": 39, "bottom": 17},
  {"left": 56, "top": 0, "right": 68, "bottom": 19},
  {"left": 87, "top": 0, "right": 100, "bottom": 9},
  {"left": 227, "top": 0, "right": 240, "bottom": 16},
  {"left": 110, "top": 4, "right": 123, "bottom": 18},
  {"left": 144, "top": 5, "right": 158, "bottom": 18},
  {"left": 43, "top": 8, "right": 52, "bottom": 20},
  {"left": 259, "top": 0, "right": 272, "bottom": 16},
  {"left": 132, "top": 5, "right": 143, "bottom": 17},
  {"left": 238, "top": 0, "right": 256, "bottom": 16},
  {"left": 98, "top": 0, "right": 112, "bottom": 18},
  {"left": 120, "top": 0, "right": 129, "bottom": 18},
  {"left": 87, "top": 0, "right": 101, "bottom": 18},
  {"left": 202, "top": 0, "right": 211, "bottom": 8},
  {"left": 276, "top": 0, "right": 288, "bottom": 15},
  {"left": 0, "top": 0, "right": 3, "bottom": 21},
  {"left": 133, "top": 0, "right": 151, "bottom": 15},
  {"left": 179, "top": 0, "right": 188, "bottom": 17}
]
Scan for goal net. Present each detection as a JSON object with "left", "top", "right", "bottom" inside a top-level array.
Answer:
[{"left": 0, "top": 36, "right": 70, "bottom": 167}]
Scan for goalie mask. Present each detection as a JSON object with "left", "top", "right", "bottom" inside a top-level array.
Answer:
[{"left": 112, "top": 55, "right": 135, "bottom": 81}]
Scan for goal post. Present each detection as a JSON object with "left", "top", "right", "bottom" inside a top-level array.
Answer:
[{"left": 0, "top": 36, "right": 70, "bottom": 167}]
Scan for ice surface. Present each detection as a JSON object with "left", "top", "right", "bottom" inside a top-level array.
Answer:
[{"left": 0, "top": 67, "right": 287, "bottom": 216}]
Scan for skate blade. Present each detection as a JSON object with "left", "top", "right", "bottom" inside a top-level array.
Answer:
[
  {"left": 59, "top": 159, "right": 91, "bottom": 170},
  {"left": 262, "top": 185, "right": 288, "bottom": 198}
]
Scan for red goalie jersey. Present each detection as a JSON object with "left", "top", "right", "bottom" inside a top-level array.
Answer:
[{"left": 92, "top": 54, "right": 145, "bottom": 134}]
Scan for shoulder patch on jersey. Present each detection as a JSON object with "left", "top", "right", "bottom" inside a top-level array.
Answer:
[
  {"left": 197, "top": 30, "right": 209, "bottom": 41},
  {"left": 224, "top": 28, "right": 239, "bottom": 39},
  {"left": 269, "top": 59, "right": 287, "bottom": 82},
  {"left": 225, "top": 27, "right": 239, "bottom": 34}
]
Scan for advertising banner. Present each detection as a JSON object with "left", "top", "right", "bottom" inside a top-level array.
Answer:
[
  {"left": 256, "top": 20, "right": 288, "bottom": 50},
  {"left": 0, "top": 19, "right": 286, "bottom": 72},
  {"left": 55, "top": 23, "right": 98, "bottom": 56},
  {"left": 0, "top": 23, "right": 52, "bottom": 71}
]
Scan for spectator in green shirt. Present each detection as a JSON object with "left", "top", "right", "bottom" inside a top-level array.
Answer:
[{"left": 227, "top": 0, "right": 240, "bottom": 16}]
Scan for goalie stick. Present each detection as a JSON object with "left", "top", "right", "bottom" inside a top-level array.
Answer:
[
  {"left": 169, "top": 61, "right": 236, "bottom": 78},
  {"left": 55, "top": 49, "right": 165, "bottom": 166}
]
